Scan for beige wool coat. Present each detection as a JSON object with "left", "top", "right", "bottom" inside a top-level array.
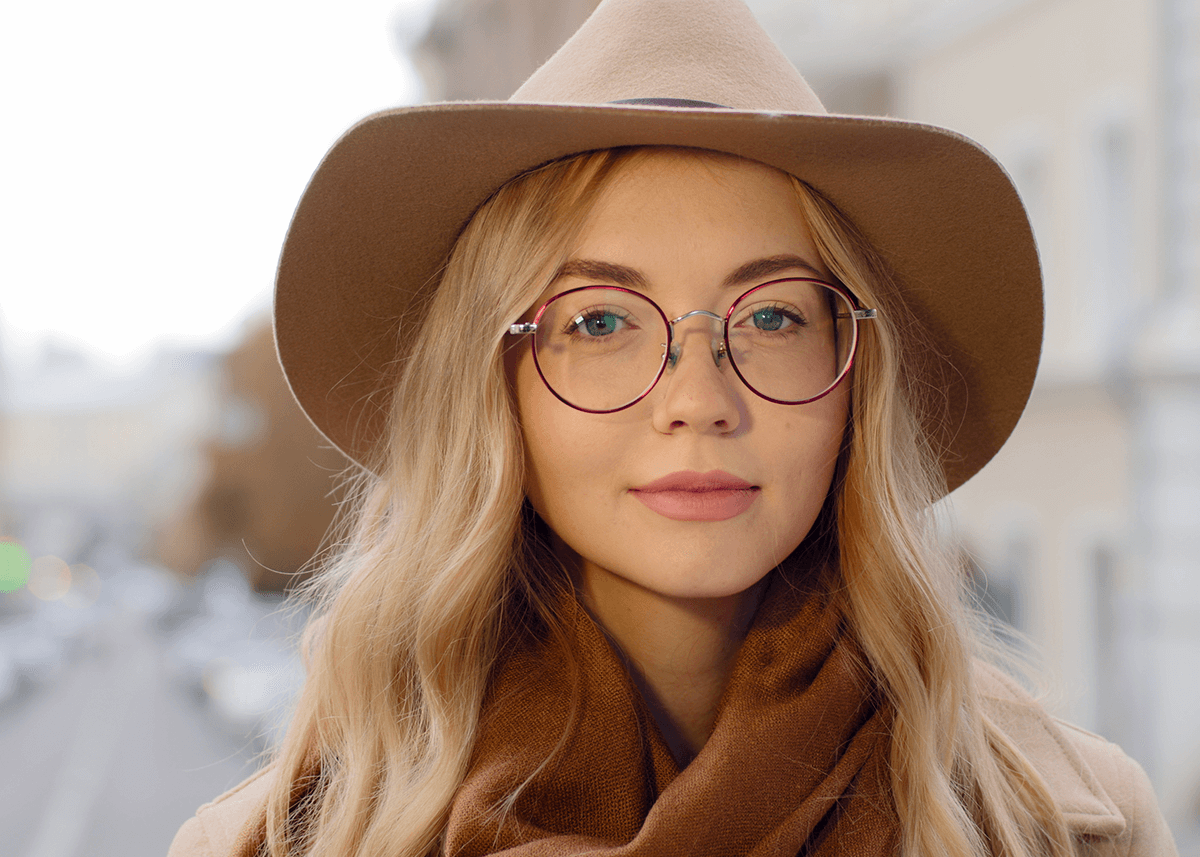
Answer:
[{"left": 168, "top": 668, "right": 1178, "bottom": 857}]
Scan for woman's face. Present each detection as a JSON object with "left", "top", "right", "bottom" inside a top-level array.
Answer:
[{"left": 513, "top": 151, "right": 848, "bottom": 601}]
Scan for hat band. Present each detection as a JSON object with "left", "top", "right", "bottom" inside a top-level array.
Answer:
[{"left": 611, "top": 97, "right": 731, "bottom": 109}]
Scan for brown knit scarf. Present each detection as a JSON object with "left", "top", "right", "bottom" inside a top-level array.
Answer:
[{"left": 443, "top": 577, "right": 900, "bottom": 856}]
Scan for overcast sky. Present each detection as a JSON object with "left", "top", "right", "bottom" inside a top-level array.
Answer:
[{"left": 2, "top": 0, "right": 436, "bottom": 370}]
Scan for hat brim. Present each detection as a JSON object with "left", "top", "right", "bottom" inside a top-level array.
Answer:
[{"left": 274, "top": 102, "right": 1042, "bottom": 494}]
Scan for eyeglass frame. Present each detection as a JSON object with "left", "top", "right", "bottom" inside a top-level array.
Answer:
[{"left": 507, "top": 276, "right": 878, "bottom": 414}]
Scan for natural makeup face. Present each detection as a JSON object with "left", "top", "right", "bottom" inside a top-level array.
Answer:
[{"left": 513, "top": 151, "right": 848, "bottom": 604}]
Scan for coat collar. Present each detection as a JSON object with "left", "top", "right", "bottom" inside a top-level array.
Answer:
[{"left": 977, "top": 664, "right": 1126, "bottom": 838}]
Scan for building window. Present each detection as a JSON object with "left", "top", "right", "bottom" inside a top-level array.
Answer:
[{"left": 1083, "top": 115, "right": 1136, "bottom": 366}]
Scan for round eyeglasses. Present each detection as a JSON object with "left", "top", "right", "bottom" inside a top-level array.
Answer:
[{"left": 508, "top": 278, "right": 878, "bottom": 414}]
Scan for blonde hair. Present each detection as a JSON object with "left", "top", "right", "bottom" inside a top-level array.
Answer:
[
  {"left": 794, "top": 184, "right": 1073, "bottom": 857},
  {"left": 264, "top": 147, "right": 1073, "bottom": 857}
]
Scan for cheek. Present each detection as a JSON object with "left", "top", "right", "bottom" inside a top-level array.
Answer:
[
  {"left": 515, "top": 352, "right": 618, "bottom": 518},
  {"left": 773, "top": 390, "right": 848, "bottom": 529}
]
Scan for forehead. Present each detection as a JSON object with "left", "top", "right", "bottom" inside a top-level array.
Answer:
[
  {"left": 568, "top": 150, "right": 827, "bottom": 283},
  {"left": 596, "top": 149, "right": 803, "bottom": 212}
]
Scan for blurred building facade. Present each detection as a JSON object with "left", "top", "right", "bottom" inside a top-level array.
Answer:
[
  {"left": 0, "top": 343, "right": 220, "bottom": 569},
  {"left": 156, "top": 321, "right": 348, "bottom": 592},
  {"left": 0, "top": 319, "right": 347, "bottom": 597},
  {"left": 413, "top": 0, "right": 1200, "bottom": 847}
]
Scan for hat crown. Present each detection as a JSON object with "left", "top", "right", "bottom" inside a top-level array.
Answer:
[{"left": 512, "top": 0, "right": 826, "bottom": 113}]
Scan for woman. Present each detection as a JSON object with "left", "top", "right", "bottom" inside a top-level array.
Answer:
[{"left": 170, "top": 0, "right": 1176, "bottom": 855}]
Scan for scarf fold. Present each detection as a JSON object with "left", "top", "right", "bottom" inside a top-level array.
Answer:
[{"left": 445, "top": 577, "right": 900, "bottom": 856}]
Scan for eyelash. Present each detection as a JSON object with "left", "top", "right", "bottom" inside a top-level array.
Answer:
[
  {"left": 561, "top": 306, "right": 635, "bottom": 337},
  {"left": 739, "top": 302, "right": 808, "bottom": 329}
]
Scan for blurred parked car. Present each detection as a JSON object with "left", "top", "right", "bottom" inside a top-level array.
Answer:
[{"left": 165, "top": 562, "right": 306, "bottom": 747}]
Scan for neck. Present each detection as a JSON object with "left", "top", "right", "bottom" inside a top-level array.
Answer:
[{"left": 572, "top": 565, "right": 767, "bottom": 767}]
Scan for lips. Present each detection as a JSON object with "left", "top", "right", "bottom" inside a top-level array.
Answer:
[{"left": 629, "top": 470, "right": 759, "bottom": 521}]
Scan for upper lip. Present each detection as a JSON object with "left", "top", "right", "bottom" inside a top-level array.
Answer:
[{"left": 631, "top": 470, "right": 756, "bottom": 492}]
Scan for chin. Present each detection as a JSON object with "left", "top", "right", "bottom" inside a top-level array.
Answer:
[{"left": 631, "top": 564, "right": 776, "bottom": 602}]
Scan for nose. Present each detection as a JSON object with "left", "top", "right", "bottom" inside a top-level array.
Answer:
[
  {"left": 651, "top": 312, "right": 743, "bottom": 435},
  {"left": 665, "top": 309, "right": 728, "bottom": 370}
]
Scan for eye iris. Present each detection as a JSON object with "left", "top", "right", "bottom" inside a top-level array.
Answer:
[
  {"left": 583, "top": 313, "right": 618, "bottom": 336},
  {"left": 752, "top": 307, "right": 784, "bottom": 331}
]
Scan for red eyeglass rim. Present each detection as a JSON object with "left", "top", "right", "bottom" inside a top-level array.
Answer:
[{"left": 524, "top": 277, "right": 867, "bottom": 414}]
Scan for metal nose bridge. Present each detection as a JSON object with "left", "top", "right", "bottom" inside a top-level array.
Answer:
[{"left": 665, "top": 309, "right": 727, "bottom": 369}]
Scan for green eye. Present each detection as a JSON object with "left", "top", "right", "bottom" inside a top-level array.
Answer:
[
  {"left": 752, "top": 307, "right": 786, "bottom": 331},
  {"left": 581, "top": 312, "right": 620, "bottom": 336},
  {"left": 569, "top": 307, "right": 633, "bottom": 337}
]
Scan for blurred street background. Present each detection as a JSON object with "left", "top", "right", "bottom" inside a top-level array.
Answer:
[{"left": 2, "top": 0, "right": 1198, "bottom": 854}]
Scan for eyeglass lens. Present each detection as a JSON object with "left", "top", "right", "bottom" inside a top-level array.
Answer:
[{"left": 532, "top": 281, "right": 858, "bottom": 413}]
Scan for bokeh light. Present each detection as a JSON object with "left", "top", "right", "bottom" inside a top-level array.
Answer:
[
  {"left": 28, "top": 555, "right": 72, "bottom": 601},
  {"left": 0, "top": 541, "right": 33, "bottom": 592}
]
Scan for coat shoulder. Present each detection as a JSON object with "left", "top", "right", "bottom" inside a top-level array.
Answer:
[
  {"left": 168, "top": 767, "right": 273, "bottom": 857},
  {"left": 1050, "top": 718, "right": 1179, "bottom": 857},
  {"left": 976, "top": 663, "right": 1178, "bottom": 856}
]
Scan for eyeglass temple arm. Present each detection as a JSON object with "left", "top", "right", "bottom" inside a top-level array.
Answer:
[{"left": 509, "top": 323, "right": 537, "bottom": 335}]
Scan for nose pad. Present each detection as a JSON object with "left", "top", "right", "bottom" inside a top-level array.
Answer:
[
  {"left": 668, "top": 338, "right": 726, "bottom": 368},
  {"left": 664, "top": 312, "right": 727, "bottom": 371}
]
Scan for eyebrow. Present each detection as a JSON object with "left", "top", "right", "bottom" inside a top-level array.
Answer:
[
  {"left": 553, "top": 259, "right": 648, "bottom": 289},
  {"left": 721, "top": 254, "right": 825, "bottom": 288},
  {"left": 550, "top": 253, "right": 825, "bottom": 292}
]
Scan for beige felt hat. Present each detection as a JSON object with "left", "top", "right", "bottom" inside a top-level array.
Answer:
[{"left": 274, "top": 0, "right": 1042, "bottom": 493}]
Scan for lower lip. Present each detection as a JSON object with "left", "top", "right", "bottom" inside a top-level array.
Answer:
[{"left": 630, "top": 488, "right": 759, "bottom": 521}]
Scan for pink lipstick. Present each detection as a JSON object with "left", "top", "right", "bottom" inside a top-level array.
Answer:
[{"left": 629, "top": 470, "right": 759, "bottom": 522}]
